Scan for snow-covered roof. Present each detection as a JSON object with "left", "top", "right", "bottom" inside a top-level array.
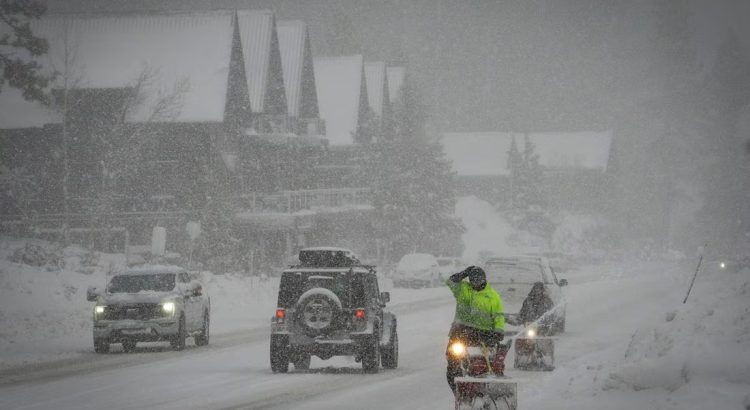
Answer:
[
  {"left": 236, "top": 10, "right": 286, "bottom": 115},
  {"left": 0, "top": 11, "right": 235, "bottom": 128},
  {"left": 277, "top": 20, "right": 308, "bottom": 118},
  {"left": 441, "top": 131, "right": 612, "bottom": 176},
  {"left": 118, "top": 265, "right": 187, "bottom": 275},
  {"left": 364, "top": 61, "right": 388, "bottom": 117},
  {"left": 386, "top": 66, "right": 405, "bottom": 103},
  {"left": 314, "top": 55, "right": 367, "bottom": 145}
]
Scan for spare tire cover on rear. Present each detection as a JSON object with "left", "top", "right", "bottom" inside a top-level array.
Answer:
[{"left": 295, "top": 288, "right": 343, "bottom": 336}]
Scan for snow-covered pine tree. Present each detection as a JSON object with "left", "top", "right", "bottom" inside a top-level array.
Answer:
[{"left": 0, "top": 0, "right": 50, "bottom": 103}]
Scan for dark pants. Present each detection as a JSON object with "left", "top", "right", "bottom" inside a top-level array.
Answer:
[{"left": 445, "top": 324, "right": 505, "bottom": 394}]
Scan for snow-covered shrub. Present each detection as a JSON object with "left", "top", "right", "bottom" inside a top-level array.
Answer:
[{"left": 9, "top": 242, "right": 63, "bottom": 269}]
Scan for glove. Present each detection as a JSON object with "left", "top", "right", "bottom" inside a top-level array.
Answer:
[{"left": 449, "top": 266, "right": 474, "bottom": 283}]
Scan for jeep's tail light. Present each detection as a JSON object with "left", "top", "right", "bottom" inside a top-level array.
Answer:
[
  {"left": 275, "top": 308, "right": 286, "bottom": 323},
  {"left": 354, "top": 308, "right": 366, "bottom": 319}
]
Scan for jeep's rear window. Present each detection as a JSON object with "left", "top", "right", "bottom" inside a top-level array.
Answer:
[
  {"left": 277, "top": 272, "right": 366, "bottom": 308},
  {"left": 108, "top": 273, "right": 176, "bottom": 293}
]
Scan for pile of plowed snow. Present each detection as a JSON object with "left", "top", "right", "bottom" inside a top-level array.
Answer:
[{"left": 526, "top": 264, "right": 750, "bottom": 410}]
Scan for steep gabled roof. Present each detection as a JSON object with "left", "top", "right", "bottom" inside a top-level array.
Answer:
[
  {"left": 0, "top": 11, "right": 236, "bottom": 128},
  {"left": 441, "top": 131, "right": 613, "bottom": 176},
  {"left": 236, "top": 9, "right": 287, "bottom": 115},
  {"left": 277, "top": 19, "right": 318, "bottom": 118},
  {"left": 386, "top": 66, "right": 405, "bottom": 104},
  {"left": 314, "top": 55, "right": 368, "bottom": 145},
  {"left": 364, "top": 61, "right": 389, "bottom": 118}
]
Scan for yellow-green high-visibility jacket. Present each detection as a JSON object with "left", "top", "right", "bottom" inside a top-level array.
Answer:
[{"left": 446, "top": 279, "right": 504, "bottom": 333}]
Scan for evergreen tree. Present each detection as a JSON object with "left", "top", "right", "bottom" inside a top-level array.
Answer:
[
  {"left": 518, "top": 134, "right": 545, "bottom": 210},
  {"left": 0, "top": 0, "right": 50, "bottom": 103},
  {"left": 360, "top": 78, "right": 463, "bottom": 260},
  {"left": 506, "top": 135, "right": 521, "bottom": 209},
  {"left": 362, "top": 137, "right": 462, "bottom": 260},
  {"left": 506, "top": 134, "right": 545, "bottom": 211}
]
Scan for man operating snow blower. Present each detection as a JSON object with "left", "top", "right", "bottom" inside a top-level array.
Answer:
[
  {"left": 445, "top": 266, "right": 517, "bottom": 409},
  {"left": 507, "top": 282, "right": 556, "bottom": 371},
  {"left": 445, "top": 265, "right": 506, "bottom": 393}
]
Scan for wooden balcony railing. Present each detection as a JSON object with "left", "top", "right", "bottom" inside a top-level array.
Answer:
[{"left": 235, "top": 188, "right": 371, "bottom": 214}]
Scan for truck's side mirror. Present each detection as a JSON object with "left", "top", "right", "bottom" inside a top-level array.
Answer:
[
  {"left": 380, "top": 292, "right": 390, "bottom": 304},
  {"left": 86, "top": 286, "right": 100, "bottom": 302},
  {"left": 559, "top": 279, "right": 568, "bottom": 287}
]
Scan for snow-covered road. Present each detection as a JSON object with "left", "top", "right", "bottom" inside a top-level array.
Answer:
[{"left": 0, "top": 262, "right": 726, "bottom": 410}]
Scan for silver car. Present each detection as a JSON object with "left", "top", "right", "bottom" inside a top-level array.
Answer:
[
  {"left": 484, "top": 256, "right": 568, "bottom": 332},
  {"left": 87, "top": 266, "right": 210, "bottom": 353}
]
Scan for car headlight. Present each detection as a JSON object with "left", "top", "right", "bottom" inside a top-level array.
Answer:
[
  {"left": 95, "top": 305, "right": 105, "bottom": 314},
  {"left": 720, "top": 262, "right": 726, "bottom": 269},
  {"left": 526, "top": 327, "right": 537, "bottom": 338},
  {"left": 162, "top": 302, "right": 176, "bottom": 315},
  {"left": 449, "top": 341, "right": 466, "bottom": 357}
]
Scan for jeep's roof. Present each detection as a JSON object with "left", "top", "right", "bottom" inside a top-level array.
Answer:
[
  {"left": 300, "top": 246, "right": 354, "bottom": 253},
  {"left": 115, "top": 264, "right": 186, "bottom": 275}
]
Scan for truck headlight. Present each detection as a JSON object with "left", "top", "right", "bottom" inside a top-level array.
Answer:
[
  {"left": 526, "top": 328, "right": 536, "bottom": 338},
  {"left": 95, "top": 305, "right": 105, "bottom": 314},
  {"left": 162, "top": 302, "right": 175, "bottom": 315}
]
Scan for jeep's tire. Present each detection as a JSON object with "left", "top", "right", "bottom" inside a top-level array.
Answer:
[
  {"left": 195, "top": 310, "right": 210, "bottom": 346},
  {"left": 270, "top": 336, "right": 289, "bottom": 373},
  {"left": 381, "top": 331, "right": 398, "bottom": 369},
  {"left": 295, "top": 288, "right": 342, "bottom": 337},
  {"left": 122, "top": 339, "right": 137, "bottom": 353},
  {"left": 94, "top": 338, "right": 110, "bottom": 354},
  {"left": 292, "top": 352, "right": 311, "bottom": 371},
  {"left": 171, "top": 315, "right": 186, "bottom": 351},
  {"left": 362, "top": 334, "right": 380, "bottom": 374}
]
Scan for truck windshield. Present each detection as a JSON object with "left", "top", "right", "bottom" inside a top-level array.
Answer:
[
  {"left": 108, "top": 273, "right": 176, "bottom": 293},
  {"left": 485, "top": 262, "right": 542, "bottom": 284}
]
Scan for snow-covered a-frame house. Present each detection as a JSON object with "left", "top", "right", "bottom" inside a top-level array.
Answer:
[
  {"left": 0, "top": 11, "right": 245, "bottom": 231},
  {"left": 364, "top": 61, "right": 391, "bottom": 139},
  {"left": 236, "top": 10, "right": 289, "bottom": 135},
  {"left": 386, "top": 66, "right": 405, "bottom": 104},
  {"left": 313, "top": 55, "right": 370, "bottom": 146},
  {"left": 276, "top": 20, "right": 323, "bottom": 138},
  {"left": 441, "top": 131, "right": 613, "bottom": 211}
]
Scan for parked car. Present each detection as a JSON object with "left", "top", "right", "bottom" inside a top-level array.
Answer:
[
  {"left": 483, "top": 255, "right": 568, "bottom": 333},
  {"left": 393, "top": 253, "right": 441, "bottom": 288},
  {"left": 270, "top": 247, "right": 398, "bottom": 373},
  {"left": 86, "top": 265, "right": 210, "bottom": 353},
  {"left": 436, "top": 256, "right": 464, "bottom": 279}
]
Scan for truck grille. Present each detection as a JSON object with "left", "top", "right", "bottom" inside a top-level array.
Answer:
[{"left": 101, "top": 303, "right": 164, "bottom": 320}]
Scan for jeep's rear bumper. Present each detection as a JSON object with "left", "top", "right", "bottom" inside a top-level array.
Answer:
[{"left": 272, "top": 332, "right": 374, "bottom": 358}]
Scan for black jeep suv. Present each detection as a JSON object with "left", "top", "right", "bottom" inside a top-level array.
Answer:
[{"left": 270, "top": 247, "right": 398, "bottom": 373}]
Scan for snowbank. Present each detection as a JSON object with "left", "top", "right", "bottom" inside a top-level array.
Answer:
[
  {"left": 0, "top": 238, "right": 280, "bottom": 368},
  {"left": 525, "top": 263, "right": 750, "bottom": 410}
]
